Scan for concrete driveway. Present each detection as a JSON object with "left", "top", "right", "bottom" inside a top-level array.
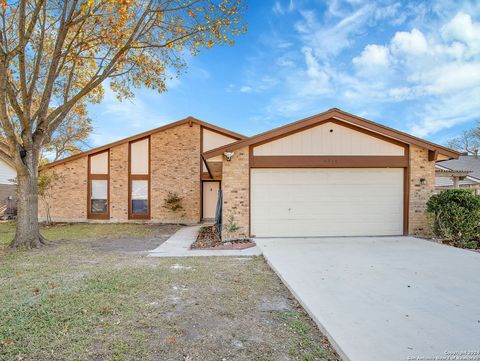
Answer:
[{"left": 256, "top": 236, "right": 480, "bottom": 361}]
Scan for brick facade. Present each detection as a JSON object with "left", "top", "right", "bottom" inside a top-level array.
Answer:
[
  {"left": 109, "top": 143, "right": 129, "bottom": 220},
  {"left": 150, "top": 123, "right": 201, "bottom": 224},
  {"left": 40, "top": 122, "right": 201, "bottom": 224},
  {"left": 39, "top": 157, "right": 88, "bottom": 221},
  {"left": 221, "top": 146, "right": 249, "bottom": 240},
  {"left": 408, "top": 145, "right": 435, "bottom": 235}
]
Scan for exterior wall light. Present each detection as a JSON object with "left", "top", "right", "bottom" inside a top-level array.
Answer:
[
  {"left": 224, "top": 151, "right": 234, "bottom": 161},
  {"left": 420, "top": 178, "right": 427, "bottom": 185}
]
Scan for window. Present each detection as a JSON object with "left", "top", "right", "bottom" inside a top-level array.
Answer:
[
  {"left": 90, "top": 151, "right": 108, "bottom": 174},
  {"left": 88, "top": 151, "right": 109, "bottom": 219},
  {"left": 131, "top": 180, "right": 148, "bottom": 214},
  {"left": 91, "top": 180, "right": 108, "bottom": 214},
  {"left": 129, "top": 137, "right": 150, "bottom": 219}
]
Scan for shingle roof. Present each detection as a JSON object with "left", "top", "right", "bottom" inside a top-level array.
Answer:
[{"left": 437, "top": 155, "right": 480, "bottom": 181}]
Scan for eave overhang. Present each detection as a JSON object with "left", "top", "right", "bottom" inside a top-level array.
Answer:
[{"left": 202, "top": 108, "right": 461, "bottom": 161}]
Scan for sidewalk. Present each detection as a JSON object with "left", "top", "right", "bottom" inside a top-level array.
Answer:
[{"left": 148, "top": 226, "right": 262, "bottom": 257}]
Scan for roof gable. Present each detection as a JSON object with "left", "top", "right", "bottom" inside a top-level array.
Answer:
[
  {"left": 203, "top": 108, "right": 460, "bottom": 160},
  {"left": 252, "top": 120, "right": 406, "bottom": 156},
  {"left": 42, "top": 116, "right": 246, "bottom": 170}
]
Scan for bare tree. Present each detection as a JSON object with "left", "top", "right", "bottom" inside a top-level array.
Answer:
[
  {"left": 448, "top": 129, "right": 480, "bottom": 158},
  {"left": 37, "top": 171, "right": 61, "bottom": 225},
  {"left": 0, "top": 0, "right": 246, "bottom": 248},
  {"left": 43, "top": 105, "right": 93, "bottom": 162}
]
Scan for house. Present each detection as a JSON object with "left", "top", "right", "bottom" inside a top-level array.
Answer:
[
  {"left": 40, "top": 117, "right": 245, "bottom": 223},
  {"left": 435, "top": 155, "right": 480, "bottom": 194},
  {"left": 40, "top": 108, "right": 460, "bottom": 238},
  {"left": 0, "top": 146, "right": 17, "bottom": 217}
]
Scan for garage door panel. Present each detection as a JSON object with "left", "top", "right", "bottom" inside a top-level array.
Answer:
[
  {"left": 252, "top": 220, "right": 403, "bottom": 237},
  {"left": 251, "top": 168, "right": 403, "bottom": 237}
]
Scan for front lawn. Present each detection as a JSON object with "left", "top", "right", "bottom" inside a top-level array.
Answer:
[
  {"left": 0, "top": 222, "right": 167, "bottom": 249},
  {"left": 0, "top": 223, "right": 338, "bottom": 361}
]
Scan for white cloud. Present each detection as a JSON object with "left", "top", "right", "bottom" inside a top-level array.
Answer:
[
  {"left": 409, "top": 87, "right": 480, "bottom": 137},
  {"left": 353, "top": 44, "right": 391, "bottom": 69},
  {"left": 249, "top": 2, "right": 480, "bottom": 139},
  {"left": 295, "top": 4, "right": 374, "bottom": 59},
  {"left": 374, "top": 2, "right": 404, "bottom": 24},
  {"left": 240, "top": 85, "right": 253, "bottom": 93},
  {"left": 391, "top": 29, "right": 428, "bottom": 56},
  {"left": 272, "top": 1, "right": 284, "bottom": 16},
  {"left": 346, "top": 11, "right": 480, "bottom": 136},
  {"left": 273, "top": 0, "right": 295, "bottom": 16},
  {"left": 417, "top": 62, "right": 480, "bottom": 94},
  {"left": 387, "top": 87, "right": 409, "bottom": 99},
  {"left": 303, "top": 48, "right": 324, "bottom": 79},
  {"left": 441, "top": 12, "right": 480, "bottom": 56}
]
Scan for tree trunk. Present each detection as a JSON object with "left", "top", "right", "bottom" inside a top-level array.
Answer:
[{"left": 9, "top": 165, "right": 46, "bottom": 249}]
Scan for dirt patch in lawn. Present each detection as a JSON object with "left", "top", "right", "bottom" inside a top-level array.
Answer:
[
  {"left": 0, "top": 223, "right": 340, "bottom": 361},
  {"left": 191, "top": 225, "right": 255, "bottom": 250},
  {"left": 85, "top": 224, "right": 180, "bottom": 254}
]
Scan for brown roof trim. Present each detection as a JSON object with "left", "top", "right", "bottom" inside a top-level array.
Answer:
[
  {"left": 202, "top": 108, "right": 461, "bottom": 160},
  {"left": 41, "top": 116, "right": 246, "bottom": 170}
]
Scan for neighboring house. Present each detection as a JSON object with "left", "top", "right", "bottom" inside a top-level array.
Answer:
[
  {"left": 41, "top": 108, "right": 459, "bottom": 238},
  {"left": 435, "top": 155, "right": 480, "bottom": 194},
  {"left": 0, "top": 149, "right": 17, "bottom": 217}
]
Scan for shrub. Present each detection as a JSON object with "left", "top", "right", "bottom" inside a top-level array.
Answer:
[
  {"left": 163, "top": 192, "right": 183, "bottom": 212},
  {"left": 222, "top": 214, "right": 241, "bottom": 242},
  {"left": 426, "top": 189, "right": 480, "bottom": 248}
]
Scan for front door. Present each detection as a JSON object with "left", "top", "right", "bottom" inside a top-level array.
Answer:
[{"left": 202, "top": 181, "right": 220, "bottom": 219}]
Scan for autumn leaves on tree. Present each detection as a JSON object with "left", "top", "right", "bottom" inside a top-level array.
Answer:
[{"left": 0, "top": 0, "right": 246, "bottom": 248}]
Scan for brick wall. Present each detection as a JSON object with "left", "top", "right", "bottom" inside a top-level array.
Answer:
[
  {"left": 150, "top": 123, "right": 201, "bottom": 223},
  {"left": 221, "top": 146, "right": 249, "bottom": 240},
  {"left": 39, "top": 156, "right": 88, "bottom": 221},
  {"left": 109, "top": 143, "right": 129, "bottom": 220},
  {"left": 40, "top": 122, "right": 201, "bottom": 223},
  {"left": 408, "top": 145, "right": 435, "bottom": 235}
]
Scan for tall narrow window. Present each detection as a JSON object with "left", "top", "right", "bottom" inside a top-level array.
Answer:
[
  {"left": 129, "top": 137, "right": 150, "bottom": 219},
  {"left": 88, "top": 151, "right": 109, "bottom": 219}
]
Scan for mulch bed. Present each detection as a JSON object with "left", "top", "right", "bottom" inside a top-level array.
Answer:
[{"left": 190, "top": 225, "right": 255, "bottom": 250}]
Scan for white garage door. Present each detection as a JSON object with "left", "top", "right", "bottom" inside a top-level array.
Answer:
[{"left": 251, "top": 168, "right": 404, "bottom": 237}]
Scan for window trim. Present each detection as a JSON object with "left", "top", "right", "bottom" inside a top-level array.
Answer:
[
  {"left": 128, "top": 136, "right": 151, "bottom": 219},
  {"left": 87, "top": 150, "right": 110, "bottom": 219}
]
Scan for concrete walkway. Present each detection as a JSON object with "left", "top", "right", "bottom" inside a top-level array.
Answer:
[
  {"left": 148, "top": 226, "right": 262, "bottom": 257},
  {"left": 256, "top": 236, "right": 480, "bottom": 361}
]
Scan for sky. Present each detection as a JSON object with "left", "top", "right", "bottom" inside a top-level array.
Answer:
[{"left": 87, "top": 0, "right": 480, "bottom": 149}]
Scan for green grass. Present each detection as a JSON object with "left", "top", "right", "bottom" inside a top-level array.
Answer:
[
  {"left": 281, "top": 312, "right": 330, "bottom": 361},
  {"left": 0, "top": 222, "right": 158, "bottom": 247},
  {"left": 0, "top": 222, "right": 338, "bottom": 361}
]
